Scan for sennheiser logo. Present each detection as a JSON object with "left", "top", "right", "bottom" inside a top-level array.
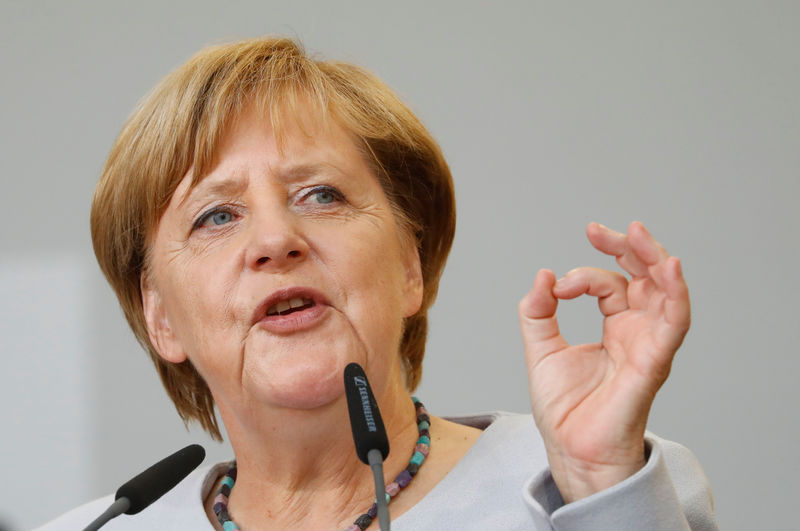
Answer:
[{"left": 353, "top": 376, "right": 377, "bottom": 432}]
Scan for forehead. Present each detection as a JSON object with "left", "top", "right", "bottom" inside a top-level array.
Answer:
[{"left": 177, "top": 108, "right": 371, "bottom": 202}]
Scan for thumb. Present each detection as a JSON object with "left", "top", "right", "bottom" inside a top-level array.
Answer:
[{"left": 519, "top": 269, "right": 569, "bottom": 367}]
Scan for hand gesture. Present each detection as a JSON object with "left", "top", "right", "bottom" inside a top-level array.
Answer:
[{"left": 518, "top": 221, "right": 690, "bottom": 502}]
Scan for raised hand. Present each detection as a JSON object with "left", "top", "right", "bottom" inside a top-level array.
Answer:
[{"left": 518, "top": 221, "right": 690, "bottom": 503}]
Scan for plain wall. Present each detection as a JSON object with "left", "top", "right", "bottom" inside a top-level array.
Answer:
[{"left": 1, "top": 1, "right": 798, "bottom": 530}]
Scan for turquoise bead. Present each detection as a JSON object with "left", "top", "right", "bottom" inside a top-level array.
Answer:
[
  {"left": 418, "top": 435, "right": 430, "bottom": 446},
  {"left": 410, "top": 451, "right": 425, "bottom": 466},
  {"left": 221, "top": 476, "right": 235, "bottom": 489},
  {"left": 222, "top": 521, "right": 239, "bottom": 530},
  {"left": 418, "top": 420, "right": 430, "bottom": 431}
]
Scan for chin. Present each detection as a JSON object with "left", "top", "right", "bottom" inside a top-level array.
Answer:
[
  {"left": 239, "top": 314, "right": 375, "bottom": 410},
  {"left": 242, "top": 354, "right": 348, "bottom": 411}
]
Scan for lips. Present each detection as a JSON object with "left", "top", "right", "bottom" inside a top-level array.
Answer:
[{"left": 252, "top": 287, "right": 330, "bottom": 330}]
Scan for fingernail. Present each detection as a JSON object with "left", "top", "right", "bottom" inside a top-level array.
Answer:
[{"left": 673, "top": 257, "right": 683, "bottom": 275}]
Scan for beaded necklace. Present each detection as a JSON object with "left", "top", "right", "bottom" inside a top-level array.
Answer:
[{"left": 213, "top": 397, "right": 431, "bottom": 531}]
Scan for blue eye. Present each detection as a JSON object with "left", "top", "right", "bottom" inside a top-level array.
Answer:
[
  {"left": 210, "top": 211, "right": 233, "bottom": 225},
  {"left": 195, "top": 208, "right": 234, "bottom": 229},
  {"left": 313, "top": 190, "right": 336, "bottom": 204},
  {"left": 307, "top": 186, "right": 343, "bottom": 205}
]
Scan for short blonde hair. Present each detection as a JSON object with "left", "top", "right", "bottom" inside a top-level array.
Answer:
[{"left": 91, "top": 37, "right": 455, "bottom": 439}]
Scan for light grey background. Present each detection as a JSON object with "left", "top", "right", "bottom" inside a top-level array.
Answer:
[{"left": 1, "top": 1, "right": 797, "bottom": 530}]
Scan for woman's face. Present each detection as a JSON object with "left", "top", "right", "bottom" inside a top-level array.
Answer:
[{"left": 142, "top": 110, "right": 423, "bottom": 414}]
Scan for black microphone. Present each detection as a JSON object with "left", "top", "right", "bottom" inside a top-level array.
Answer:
[
  {"left": 83, "top": 444, "right": 206, "bottom": 530},
  {"left": 344, "top": 362, "right": 391, "bottom": 530},
  {"left": 344, "top": 362, "right": 390, "bottom": 462}
]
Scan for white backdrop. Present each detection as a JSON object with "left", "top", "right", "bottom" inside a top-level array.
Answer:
[{"left": 1, "top": 2, "right": 798, "bottom": 530}]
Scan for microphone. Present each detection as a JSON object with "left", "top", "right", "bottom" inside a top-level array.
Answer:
[
  {"left": 344, "top": 362, "right": 391, "bottom": 530},
  {"left": 344, "top": 362, "right": 390, "bottom": 462},
  {"left": 83, "top": 444, "right": 206, "bottom": 531}
]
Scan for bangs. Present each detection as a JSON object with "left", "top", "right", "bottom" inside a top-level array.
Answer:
[{"left": 183, "top": 40, "right": 333, "bottom": 189}]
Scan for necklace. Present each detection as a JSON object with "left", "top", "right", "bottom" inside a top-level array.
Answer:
[{"left": 213, "top": 397, "right": 431, "bottom": 531}]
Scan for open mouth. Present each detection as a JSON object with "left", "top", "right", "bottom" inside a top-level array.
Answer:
[{"left": 266, "top": 297, "right": 316, "bottom": 317}]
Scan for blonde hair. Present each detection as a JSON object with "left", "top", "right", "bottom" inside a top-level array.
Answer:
[{"left": 91, "top": 37, "right": 455, "bottom": 439}]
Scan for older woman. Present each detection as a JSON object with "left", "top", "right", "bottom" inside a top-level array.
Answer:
[{"left": 42, "top": 37, "right": 717, "bottom": 530}]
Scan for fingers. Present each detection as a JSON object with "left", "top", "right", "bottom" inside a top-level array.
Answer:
[
  {"left": 520, "top": 269, "right": 558, "bottom": 319},
  {"left": 585, "top": 222, "right": 627, "bottom": 255},
  {"left": 624, "top": 223, "right": 690, "bottom": 309},
  {"left": 587, "top": 221, "right": 669, "bottom": 279},
  {"left": 519, "top": 269, "right": 569, "bottom": 366},
  {"left": 554, "top": 267, "right": 629, "bottom": 316},
  {"left": 626, "top": 221, "right": 669, "bottom": 267},
  {"left": 641, "top": 256, "right": 691, "bottom": 359},
  {"left": 586, "top": 222, "right": 649, "bottom": 277},
  {"left": 660, "top": 257, "right": 691, "bottom": 331},
  {"left": 521, "top": 224, "right": 691, "bottom": 367}
]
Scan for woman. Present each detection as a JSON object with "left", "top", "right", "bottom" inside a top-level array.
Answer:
[{"left": 42, "top": 37, "right": 717, "bottom": 529}]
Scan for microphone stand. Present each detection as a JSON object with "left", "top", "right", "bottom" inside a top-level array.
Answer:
[
  {"left": 367, "top": 448, "right": 391, "bottom": 531},
  {"left": 83, "top": 498, "right": 130, "bottom": 531},
  {"left": 344, "top": 363, "right": 392, "bottom": 530}
]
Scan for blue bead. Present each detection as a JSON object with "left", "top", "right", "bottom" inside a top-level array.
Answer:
[{"left": 222, "top": 521, "right": 240, "bottom": 530}]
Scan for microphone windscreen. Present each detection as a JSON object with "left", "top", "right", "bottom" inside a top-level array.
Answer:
[
  {"left": 115, "top": 444, "right": 206, "bottom": 514},
  {"left": 344, "top": 362, "right": 390, "bottom": 464}
]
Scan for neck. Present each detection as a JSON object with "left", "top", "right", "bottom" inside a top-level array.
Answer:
[{"left": 215, "top": 372, "right": 419, "bottom": 529}]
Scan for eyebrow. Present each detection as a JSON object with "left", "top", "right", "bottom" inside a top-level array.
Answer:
[
  {"left": 178, "top": 161, "right": 350, "bottom": 208},
  {"left": 275, "top": 162, "right": 347, "bottom": 182},
  {"left": 179, "top": 173, "right": 249, "bottom": 209}
]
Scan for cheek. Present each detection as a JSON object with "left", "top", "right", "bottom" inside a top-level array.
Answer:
[
  {"left": 328, "top": 222, "right": 406, "bottom": 291},
  {"left": 327, "top": 226, "right": 410, "bottom": 338},
  {"left": 158, "top": 256, "right": 243, "bottom": 362}
]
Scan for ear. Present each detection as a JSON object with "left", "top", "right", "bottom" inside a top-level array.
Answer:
[
  {"left": 402, "top": 244, "right": 424, "bottom": 318},
  {"left": 141, "top": 276, "right": 187, "bottom": 364}
]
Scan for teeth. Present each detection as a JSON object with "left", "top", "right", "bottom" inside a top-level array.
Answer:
[{"left": 266, "top": 297, "right": 314, "bottom": 316}]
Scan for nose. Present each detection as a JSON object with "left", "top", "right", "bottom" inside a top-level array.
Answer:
[{"left": 244, "top": 209, "right": 309, "bottom": 272}]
